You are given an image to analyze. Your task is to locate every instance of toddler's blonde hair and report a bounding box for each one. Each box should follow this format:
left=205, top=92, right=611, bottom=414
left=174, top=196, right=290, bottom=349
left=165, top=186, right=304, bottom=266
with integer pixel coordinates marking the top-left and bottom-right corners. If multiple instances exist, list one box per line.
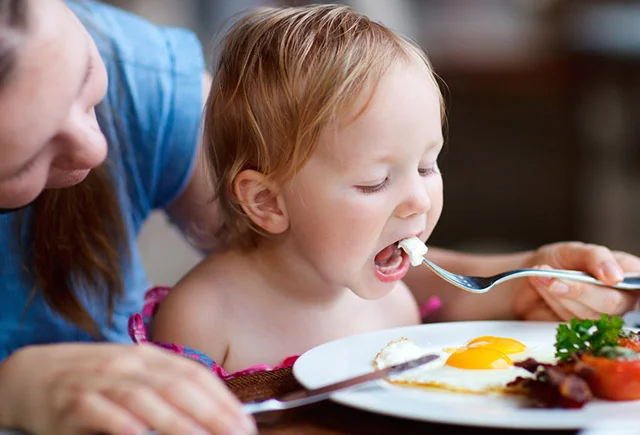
left=204, top=4, right=443, bottom=248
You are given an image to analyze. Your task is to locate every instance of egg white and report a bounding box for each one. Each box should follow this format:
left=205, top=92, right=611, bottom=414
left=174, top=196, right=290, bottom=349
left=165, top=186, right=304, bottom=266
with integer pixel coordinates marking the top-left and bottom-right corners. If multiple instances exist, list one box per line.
left=373, top=337, right=555, bottom=395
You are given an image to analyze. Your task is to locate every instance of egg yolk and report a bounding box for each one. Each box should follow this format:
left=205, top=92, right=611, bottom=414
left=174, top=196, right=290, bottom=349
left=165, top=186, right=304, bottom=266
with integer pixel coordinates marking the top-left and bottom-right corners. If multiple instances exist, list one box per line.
left=445, top=347, right=513, bottom=370
left=466, top=336, right=526, bottom=355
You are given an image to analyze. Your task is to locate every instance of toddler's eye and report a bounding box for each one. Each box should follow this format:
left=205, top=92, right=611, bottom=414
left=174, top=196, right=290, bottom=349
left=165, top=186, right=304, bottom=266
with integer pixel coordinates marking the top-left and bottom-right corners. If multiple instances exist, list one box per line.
left=418, top=163, right=439, bottom=176
left=356, top=178, right=388, bottom=194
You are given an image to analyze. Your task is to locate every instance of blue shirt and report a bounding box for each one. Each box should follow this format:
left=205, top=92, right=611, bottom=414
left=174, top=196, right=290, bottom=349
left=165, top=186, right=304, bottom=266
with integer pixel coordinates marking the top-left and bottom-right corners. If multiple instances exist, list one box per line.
left=0, top=1, right=205, bottom=361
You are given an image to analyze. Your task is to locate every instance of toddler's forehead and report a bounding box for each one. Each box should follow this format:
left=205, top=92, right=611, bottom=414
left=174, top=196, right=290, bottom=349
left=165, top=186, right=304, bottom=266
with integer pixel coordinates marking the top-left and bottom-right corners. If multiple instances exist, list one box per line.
left=312, top=64, right=442, bottom=159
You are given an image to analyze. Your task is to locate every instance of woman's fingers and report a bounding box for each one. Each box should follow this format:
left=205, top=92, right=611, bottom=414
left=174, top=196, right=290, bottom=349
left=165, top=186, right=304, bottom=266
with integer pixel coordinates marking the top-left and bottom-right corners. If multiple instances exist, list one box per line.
left=550, top=242, right=624, bottom=284
left=148, top=372, right=250, bottom=435
left=0, top=344, right=255, bottom=435
left=525, top=243, right=640, bottom=320
left=518, top=295, right=563, bottom=321
left=142, top=347, right=255, bottom=433
left=555, top=296, right=603, bottom=320
left=532, top=275, right=635, bottom=316
left=58, top=391, right=146, bottom=435
left=528, top=276, right=576, bottom=321
left=103, top=381, right=216, bottom=435
left=559, top=281, right=634, bottom=315
left=56, top=364, right=255, bottom=435
left=95, top=346, right=255, bottom=435
left=613, top=251, right=640, bottom=273
left=530, top=279, right=630, bottom=320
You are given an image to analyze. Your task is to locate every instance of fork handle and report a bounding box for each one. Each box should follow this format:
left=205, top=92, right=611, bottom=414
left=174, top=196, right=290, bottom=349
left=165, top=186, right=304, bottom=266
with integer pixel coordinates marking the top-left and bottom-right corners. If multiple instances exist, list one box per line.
left=506, top=269, right=640, bottom=290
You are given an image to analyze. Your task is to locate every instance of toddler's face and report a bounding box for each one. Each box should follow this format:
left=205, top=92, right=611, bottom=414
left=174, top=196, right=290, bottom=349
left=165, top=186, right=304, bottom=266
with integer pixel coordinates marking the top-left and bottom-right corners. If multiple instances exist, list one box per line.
left=280, top=61, right=444, bottom=298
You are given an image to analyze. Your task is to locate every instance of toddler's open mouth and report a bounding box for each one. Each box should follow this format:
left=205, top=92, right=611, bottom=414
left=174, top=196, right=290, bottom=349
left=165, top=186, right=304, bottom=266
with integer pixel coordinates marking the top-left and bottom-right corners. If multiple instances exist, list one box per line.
left=374, top=242, right=410, bottom=282
left=375, top=243, right=403, bottom=271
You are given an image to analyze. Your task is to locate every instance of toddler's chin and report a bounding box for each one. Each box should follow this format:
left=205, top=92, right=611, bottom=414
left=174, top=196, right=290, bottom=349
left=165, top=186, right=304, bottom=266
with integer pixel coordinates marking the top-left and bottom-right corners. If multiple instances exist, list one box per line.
left=350, top=280, right=396, bottom=300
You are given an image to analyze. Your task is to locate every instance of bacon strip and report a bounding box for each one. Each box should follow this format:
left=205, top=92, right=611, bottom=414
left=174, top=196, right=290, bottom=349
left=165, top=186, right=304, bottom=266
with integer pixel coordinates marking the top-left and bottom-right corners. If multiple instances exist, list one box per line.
left=507, top=358, right=592, bottom=409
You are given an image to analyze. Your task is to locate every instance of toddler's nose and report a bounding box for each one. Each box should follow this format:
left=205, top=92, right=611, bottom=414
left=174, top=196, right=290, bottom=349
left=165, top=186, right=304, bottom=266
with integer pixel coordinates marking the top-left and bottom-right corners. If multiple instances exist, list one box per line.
left=396, top=179, right=431, bottom=219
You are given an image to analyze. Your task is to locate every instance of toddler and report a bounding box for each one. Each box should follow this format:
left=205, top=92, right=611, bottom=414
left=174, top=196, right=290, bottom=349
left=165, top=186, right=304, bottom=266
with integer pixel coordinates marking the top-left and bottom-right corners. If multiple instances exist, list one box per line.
left=129, top=4, right=640, bottom=379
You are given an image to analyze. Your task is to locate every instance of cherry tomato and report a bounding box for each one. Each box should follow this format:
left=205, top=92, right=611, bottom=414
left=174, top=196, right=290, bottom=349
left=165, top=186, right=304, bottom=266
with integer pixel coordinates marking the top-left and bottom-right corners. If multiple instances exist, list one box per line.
left=580, top=353, right=640, bottom=401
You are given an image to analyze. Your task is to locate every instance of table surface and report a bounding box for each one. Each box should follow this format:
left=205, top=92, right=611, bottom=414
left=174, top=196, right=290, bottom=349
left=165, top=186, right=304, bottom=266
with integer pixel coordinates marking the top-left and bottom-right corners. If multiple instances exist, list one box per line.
left=225, top=367, right=580, bottom=435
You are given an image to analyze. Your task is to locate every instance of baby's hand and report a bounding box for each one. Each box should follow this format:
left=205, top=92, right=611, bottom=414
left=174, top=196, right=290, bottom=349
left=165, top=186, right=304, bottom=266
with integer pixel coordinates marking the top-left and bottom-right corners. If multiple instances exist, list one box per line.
left=513, top=242, right=640, bottom=321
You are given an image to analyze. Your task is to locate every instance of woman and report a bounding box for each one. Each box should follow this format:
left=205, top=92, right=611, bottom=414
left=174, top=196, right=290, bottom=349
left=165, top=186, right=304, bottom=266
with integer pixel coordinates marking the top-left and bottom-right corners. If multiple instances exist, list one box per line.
left=0, top=1, right=638, bottom=434
left=0, top=1, right=254, bottom=434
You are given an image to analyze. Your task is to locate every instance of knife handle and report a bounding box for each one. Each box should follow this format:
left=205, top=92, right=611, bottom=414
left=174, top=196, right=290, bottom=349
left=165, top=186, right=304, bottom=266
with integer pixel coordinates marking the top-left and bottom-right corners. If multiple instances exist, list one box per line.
left=243, top=398, right=286, bottom=414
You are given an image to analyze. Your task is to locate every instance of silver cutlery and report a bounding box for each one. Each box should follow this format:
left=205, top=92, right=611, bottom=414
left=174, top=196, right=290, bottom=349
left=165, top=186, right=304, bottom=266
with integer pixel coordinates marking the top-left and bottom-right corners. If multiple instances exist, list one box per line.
left=242, top=352, right=440, bottom=414
left=421, top=257, right=640, bottom=294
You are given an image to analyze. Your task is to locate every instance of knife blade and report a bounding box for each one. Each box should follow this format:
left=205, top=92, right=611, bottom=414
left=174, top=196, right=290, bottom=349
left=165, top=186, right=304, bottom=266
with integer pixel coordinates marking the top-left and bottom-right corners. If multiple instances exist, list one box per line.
left=243, top=352, right=440, bottom=414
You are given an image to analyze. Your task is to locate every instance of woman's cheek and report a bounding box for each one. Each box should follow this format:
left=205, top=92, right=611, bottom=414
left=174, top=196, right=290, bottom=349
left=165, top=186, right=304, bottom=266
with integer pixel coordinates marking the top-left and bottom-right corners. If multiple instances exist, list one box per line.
left=0, top=177, right=47, bottom=209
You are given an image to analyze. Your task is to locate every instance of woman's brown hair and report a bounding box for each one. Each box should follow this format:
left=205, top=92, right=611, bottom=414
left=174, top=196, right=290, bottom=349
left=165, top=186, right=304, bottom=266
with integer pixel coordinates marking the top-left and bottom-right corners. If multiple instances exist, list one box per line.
left=1, top=0, right=128, bottom=336
left=204, top=4, right=443, bottom=249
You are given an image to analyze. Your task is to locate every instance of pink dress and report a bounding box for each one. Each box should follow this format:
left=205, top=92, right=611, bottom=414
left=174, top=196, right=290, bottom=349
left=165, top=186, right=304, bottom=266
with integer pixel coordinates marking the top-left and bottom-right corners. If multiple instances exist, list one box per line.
left=128, top=286, right=442, bottom=380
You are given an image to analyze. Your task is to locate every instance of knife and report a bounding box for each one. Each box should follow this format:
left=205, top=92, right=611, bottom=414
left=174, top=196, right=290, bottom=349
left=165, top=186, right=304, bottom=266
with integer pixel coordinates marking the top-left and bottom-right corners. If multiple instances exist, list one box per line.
left=243, top=352, right=440, bottom=414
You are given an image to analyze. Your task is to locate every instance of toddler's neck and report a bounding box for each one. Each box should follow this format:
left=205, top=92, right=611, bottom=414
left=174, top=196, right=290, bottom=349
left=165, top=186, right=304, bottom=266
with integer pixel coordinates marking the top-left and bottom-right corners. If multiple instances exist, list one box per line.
left=229, top=240, right=349, bottom=306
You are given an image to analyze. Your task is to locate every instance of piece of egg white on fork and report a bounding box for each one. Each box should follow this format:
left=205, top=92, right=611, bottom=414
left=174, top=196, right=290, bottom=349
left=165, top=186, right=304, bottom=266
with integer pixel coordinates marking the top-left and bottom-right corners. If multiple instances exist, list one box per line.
left=398, top=237, right=428, bottom=266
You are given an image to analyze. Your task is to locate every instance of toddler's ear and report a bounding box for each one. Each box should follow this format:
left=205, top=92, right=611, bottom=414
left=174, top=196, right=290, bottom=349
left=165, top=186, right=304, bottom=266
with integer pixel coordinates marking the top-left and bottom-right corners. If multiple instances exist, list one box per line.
left=233, top=170, right=289, bottom=234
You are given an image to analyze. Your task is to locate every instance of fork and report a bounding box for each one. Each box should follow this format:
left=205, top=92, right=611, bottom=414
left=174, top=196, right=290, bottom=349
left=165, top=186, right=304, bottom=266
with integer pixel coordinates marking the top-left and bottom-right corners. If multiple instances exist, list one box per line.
left=421, top=257, right=640, bottom=294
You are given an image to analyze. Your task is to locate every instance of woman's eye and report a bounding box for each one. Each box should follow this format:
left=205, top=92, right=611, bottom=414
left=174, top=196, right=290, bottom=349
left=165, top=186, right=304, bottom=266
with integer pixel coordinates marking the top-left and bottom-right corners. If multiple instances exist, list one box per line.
left=356, top=178, right=388, bottom=194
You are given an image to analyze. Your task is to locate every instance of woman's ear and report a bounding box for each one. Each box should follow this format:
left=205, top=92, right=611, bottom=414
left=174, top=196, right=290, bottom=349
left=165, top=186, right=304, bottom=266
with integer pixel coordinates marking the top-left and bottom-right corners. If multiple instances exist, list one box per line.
left=233, top=170, right=289, bottom=234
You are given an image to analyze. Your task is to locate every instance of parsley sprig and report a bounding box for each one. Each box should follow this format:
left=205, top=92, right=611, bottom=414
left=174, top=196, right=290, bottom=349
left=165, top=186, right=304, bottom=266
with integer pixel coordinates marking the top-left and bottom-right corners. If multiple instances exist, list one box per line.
left=555, top=314, right=624, bottom=361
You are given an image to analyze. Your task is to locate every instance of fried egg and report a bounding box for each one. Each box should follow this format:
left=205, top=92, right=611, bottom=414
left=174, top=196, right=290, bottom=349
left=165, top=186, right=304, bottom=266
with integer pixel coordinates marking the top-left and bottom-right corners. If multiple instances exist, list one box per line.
left=373, top=336, right=555, bottom=395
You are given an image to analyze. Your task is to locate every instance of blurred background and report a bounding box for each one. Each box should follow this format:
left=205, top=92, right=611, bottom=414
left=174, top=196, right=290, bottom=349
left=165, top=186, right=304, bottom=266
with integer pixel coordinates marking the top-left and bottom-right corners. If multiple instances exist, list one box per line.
left=103, top=0, right=640, bottom=285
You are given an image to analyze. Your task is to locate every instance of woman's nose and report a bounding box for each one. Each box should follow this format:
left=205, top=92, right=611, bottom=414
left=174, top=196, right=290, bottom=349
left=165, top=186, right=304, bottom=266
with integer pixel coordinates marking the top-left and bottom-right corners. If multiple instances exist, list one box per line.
left=395, top=177, right=431, bottom=219
left=52, top=107, right=107, bottom=171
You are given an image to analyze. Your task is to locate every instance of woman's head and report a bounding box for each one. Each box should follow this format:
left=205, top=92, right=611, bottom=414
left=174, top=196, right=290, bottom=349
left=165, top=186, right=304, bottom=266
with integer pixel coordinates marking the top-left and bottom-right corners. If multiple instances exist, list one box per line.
left=0, top=0, right=108, bottom=210
left=0, top=0, right=127, bottom=336
left=205, top=4, right=443, bottom=248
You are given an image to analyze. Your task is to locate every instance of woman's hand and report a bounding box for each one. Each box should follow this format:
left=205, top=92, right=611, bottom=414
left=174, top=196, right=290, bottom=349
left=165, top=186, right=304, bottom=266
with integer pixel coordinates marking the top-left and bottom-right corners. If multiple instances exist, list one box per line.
left=0, top=343, right=256, bottom=435
left=513, top=242, right=640, bottom=321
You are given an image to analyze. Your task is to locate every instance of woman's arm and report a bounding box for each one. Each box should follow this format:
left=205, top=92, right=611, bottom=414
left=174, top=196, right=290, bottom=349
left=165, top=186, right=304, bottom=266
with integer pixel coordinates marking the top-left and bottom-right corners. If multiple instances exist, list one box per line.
left=165, top=71, right=224, bottom=252
left=404, top=243, right=640, bottom=323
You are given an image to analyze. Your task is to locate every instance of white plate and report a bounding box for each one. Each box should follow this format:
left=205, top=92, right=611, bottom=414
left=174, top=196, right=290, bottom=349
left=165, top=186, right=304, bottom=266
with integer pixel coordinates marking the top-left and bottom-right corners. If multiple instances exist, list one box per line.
left=293, top=321, right=640, bottom=430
